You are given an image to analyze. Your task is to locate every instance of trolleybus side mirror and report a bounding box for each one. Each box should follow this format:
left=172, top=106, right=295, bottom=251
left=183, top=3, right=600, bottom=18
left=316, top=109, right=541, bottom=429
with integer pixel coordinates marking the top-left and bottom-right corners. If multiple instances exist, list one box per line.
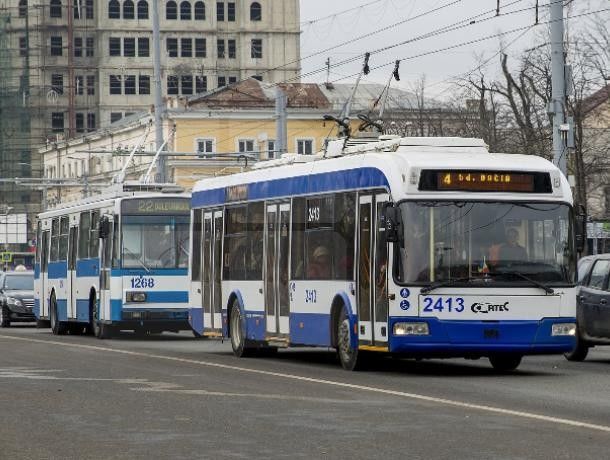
left=384, top=203, right=402, bottom=244
left=575, top=206, right=586, bottom=253
left=99, top=217, right=111, bottom=239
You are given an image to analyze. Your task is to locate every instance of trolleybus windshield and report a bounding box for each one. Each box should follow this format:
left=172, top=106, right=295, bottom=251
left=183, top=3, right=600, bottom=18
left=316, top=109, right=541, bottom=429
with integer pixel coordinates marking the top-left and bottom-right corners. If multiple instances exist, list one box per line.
left=395, top=201, right=575, bottom=285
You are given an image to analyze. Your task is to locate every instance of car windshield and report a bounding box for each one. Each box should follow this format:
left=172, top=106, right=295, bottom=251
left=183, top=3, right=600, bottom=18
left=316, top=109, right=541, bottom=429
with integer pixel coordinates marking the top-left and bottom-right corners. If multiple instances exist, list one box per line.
left=395, top=201, right=575, bottom=285
left=121, top=215, right=190, bottom=269
left=4, top=274, right=34, bottom=290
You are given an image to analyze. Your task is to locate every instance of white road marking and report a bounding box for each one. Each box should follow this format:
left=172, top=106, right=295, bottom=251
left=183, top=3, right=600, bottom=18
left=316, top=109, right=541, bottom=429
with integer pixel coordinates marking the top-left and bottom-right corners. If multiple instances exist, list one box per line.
left=2, top=334, right=610, bottom=434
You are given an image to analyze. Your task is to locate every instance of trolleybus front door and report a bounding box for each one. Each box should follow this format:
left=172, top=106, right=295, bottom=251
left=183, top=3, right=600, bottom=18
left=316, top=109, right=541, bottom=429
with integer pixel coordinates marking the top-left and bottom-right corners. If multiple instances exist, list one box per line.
left=99, top=217, right=113, bottom=322
left=357, top=193, right=389, bottom=348
left=39, top=230, right=50, bottom=318
left=265, top=203, right=290, bottom=336
left=202, top=210, right=223, bottom=332
left=67, top=225, right=78, bottom=319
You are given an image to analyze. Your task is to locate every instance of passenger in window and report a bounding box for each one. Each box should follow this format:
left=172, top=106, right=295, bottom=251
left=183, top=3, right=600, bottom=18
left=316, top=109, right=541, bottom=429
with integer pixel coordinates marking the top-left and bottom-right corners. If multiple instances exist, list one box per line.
left=499, top=228, right=527, bottom=263
left=308, top=245, right=331, bottom=279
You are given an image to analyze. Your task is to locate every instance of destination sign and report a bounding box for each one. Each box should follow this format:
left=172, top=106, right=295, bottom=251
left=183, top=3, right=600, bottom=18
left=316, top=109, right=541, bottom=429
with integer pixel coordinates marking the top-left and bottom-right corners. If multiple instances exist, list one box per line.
left=419, top=170, right=552, bottom=193
left=122, top=198, right=190, bottom=215
left=226, top=184, right=248, bottom=202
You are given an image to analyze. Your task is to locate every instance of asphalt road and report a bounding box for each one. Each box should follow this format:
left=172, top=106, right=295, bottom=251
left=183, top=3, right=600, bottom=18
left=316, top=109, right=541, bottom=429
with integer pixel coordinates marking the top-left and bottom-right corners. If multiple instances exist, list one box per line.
left=0, top=325, right=608, bottom=460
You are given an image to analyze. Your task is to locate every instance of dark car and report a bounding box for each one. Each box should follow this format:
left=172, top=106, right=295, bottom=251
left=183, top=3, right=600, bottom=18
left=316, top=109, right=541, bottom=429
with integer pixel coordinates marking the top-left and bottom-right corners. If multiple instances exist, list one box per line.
left=0, top=271, right=35, bottom=327
left=565, top=255, right=610, bottom=361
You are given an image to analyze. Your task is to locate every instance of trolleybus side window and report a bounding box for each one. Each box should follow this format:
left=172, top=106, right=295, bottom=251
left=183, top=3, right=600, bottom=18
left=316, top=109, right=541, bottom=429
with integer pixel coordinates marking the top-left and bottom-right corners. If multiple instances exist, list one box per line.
left=334, top=192, right=356, bottom=280
left=90, top=211, right=100, bottom=258
left=247, top=202, right=264, bottom=280
left=224, top=205, right=248, bottom=280
left=50, top=218, right=59, bottom=262
left=191, top=209, right=202, bottom=281
left=305, top=196, right=334, bottom=280
left=41, top=230, right=50, bottom=271
left=291, top=197, right=306, bottom=279
left=112, top=219, right=120, bottom=268
left=58, top=217, right=70, bottom=261
left=78, top=212, right=91, bottom=259
left=35, top=222, right=41, bottom=264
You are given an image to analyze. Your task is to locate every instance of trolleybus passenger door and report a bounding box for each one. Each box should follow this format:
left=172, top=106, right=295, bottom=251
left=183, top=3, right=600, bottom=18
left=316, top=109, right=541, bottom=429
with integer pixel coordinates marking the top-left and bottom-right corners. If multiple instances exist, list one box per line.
left=373, top=193, right=390, bottom=346
left=99, top=217, right=113, bottom=322
left=39, top=229, right=50, bottom=318
left=202, top=212, right=213, bottom=331
left=67, top=225, right=78, bottom=319
left=357, top=195, right=374, bottom=343
left=265, top=203, right=291, bottom=336
left=212, top=210, right=223, bottom=331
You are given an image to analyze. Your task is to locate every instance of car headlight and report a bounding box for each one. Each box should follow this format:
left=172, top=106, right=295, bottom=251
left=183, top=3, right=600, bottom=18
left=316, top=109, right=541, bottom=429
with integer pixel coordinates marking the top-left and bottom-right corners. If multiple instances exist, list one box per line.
left=393, top=322, right=430, bottom=336
left=126, top=292, right=147, bottom=303
left=6, top=297, right=23, bottom=307
left=552, top=323, right=576, bottom=336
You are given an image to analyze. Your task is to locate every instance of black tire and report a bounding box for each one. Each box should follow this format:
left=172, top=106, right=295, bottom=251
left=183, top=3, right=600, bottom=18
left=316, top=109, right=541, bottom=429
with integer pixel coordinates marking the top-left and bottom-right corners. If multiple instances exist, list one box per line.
left=50, top=295, right=68, bottom=335
left=36, top=320, right=51, bottom=329
left=336, top=308, right=365, bottom=371
left=564, top=335, right=589, bottom=362
left=489, top=354, right=522, bottom=372
left=92, top=296, right=112, bottom=339
left=0, top=305, right=11, bottom=328
left=230, top=301, right=255, bottom=357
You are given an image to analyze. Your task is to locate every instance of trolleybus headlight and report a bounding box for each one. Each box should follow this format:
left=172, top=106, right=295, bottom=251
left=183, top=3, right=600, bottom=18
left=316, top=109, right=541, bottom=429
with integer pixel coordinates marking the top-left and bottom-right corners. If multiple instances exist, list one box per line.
left=393, top=322, right=430, bottom=336
left=126, top=292, right=147, bottom=303
left=551, top=323, right=576, bottom=336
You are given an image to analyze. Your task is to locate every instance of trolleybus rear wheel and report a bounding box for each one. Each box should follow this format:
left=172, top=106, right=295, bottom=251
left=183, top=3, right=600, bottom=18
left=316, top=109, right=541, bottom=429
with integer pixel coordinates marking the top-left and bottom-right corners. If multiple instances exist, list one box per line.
left=336, top=308, right=364, bottom=371
left=230, top=301, right=254, bottom=357
left=489, top=354, right=522, bottom=372
left=50, top=294, right=68, bottom=335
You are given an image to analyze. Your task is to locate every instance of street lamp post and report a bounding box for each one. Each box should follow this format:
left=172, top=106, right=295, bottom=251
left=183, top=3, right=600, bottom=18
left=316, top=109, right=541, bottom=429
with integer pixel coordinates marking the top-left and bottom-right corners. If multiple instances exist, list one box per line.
left=1, top=205, right=14, bottom=271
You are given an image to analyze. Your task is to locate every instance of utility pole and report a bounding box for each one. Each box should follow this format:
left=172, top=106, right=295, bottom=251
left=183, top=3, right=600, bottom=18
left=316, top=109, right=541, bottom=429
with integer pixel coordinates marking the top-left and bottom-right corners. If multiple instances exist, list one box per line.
left=275, top=87, right=288, bottom=157
left=152, top=0, right=166, bottom=182
left=550, top=0, right=568, bottom=176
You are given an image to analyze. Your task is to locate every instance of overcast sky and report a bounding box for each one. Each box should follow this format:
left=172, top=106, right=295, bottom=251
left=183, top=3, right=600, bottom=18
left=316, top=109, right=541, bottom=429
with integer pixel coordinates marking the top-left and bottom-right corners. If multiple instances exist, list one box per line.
left=299, top=0, right=609, bottom=99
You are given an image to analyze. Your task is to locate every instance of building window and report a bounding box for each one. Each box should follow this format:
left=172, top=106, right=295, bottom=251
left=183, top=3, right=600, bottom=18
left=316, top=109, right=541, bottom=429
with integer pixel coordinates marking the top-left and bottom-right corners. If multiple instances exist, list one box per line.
left=124, top=37, right=136, bottom=57
left=217, top=76, right=226, bottom=88
left=86, top=37, right=95, bottom=56
left=217, top=39, right=225, bottom=58
left=76, top=113, right=85, bottom=132
left=51, top=112, right=64, bottom=133
left=110, top=112, right=123, bottom=123
left=227, top=2, right=235, bottom=21
left=167, top=38, right=178, bottom=57
left=124, top=75, right=136, bottom=94
left=87, top=113, right=96, bottom=131
left=181, top=75, right=193, bottom=95
left=50, top=36, right=63, bottom=56
left=86, top=75, right=95, bottom=95
left=180, top=0, right=191, bottom=19
left=86, top=0, right=94, bottom=18
left=196, top=138, right=215, bottom=156
left=109, top=75, right=122, bottom=94
left=195, top=38, right=206, bottom=57
left=267, top=140, right=276, bottom=158
left=74, top=37, right=83, bottom=57
left=194, top=1, right=205, bottom=19
left=229, top=76, right=237, bottom=85
left=138, top=37, right=149, bottom=57
left=228, top=39, right=236, bottom=59
left=137, top=0, right=148, bottom=18
left=19, top=0, right=27, bottom=17
left=297, top=139, right=314, bottom=155
left=75, top=75, right=84, bottom=95
left=167, top=75, right=179, bottom=95
left=250, top=1, right=261, bottom=21
left=166, top=0, right=177, bottom=19
left=238, top=139, right=255, bottom=153
left=109, top=37, right=121, bottom=56
left=139, top=75, right=150, bottom=94
left=251, top=38, right=262, bottom=59
left=181, top=38, right=192, bottom=57
left=252, top=75, right=262, bottom=81
left=19, top=37, right=28, bottom=57
left=51, top=74, right=64, bottom=95
left=195, top=75, right=207, bottom=93
left=50, top=0, right=62, bottom=18
left=108, top=0, right=120, bottom=18
left=123, top=0, right=134, bottom=18
left=216, top=1, right=223, bottom=21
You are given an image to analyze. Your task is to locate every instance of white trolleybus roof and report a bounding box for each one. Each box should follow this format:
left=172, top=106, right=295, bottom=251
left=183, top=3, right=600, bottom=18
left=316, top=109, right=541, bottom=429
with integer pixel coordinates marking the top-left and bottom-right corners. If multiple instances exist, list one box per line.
left=191, top=137, right=572, bottom=205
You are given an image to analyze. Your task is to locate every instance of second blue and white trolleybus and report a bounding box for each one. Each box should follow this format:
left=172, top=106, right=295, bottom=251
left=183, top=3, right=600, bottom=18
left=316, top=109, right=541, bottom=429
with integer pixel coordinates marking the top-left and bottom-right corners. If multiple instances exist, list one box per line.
left=34, top=183, right=191, bottom=338
left=188, top=137, right=582, bottom=371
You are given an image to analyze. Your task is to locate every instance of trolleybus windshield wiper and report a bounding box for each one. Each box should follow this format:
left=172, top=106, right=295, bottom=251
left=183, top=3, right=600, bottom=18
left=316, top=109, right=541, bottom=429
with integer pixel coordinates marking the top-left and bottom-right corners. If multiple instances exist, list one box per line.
left=487, top=271, right=554, bottom=294
left=123, top=247, right=150, bottom=273
left=420, top=277, right=475, bottom=294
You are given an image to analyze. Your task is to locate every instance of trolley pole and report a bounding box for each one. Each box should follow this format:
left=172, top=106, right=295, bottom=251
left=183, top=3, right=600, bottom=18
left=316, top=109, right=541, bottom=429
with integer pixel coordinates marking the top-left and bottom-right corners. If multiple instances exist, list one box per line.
left=550, top=0, right=567, bottom=176
left=275, top=87, right=288, bottom=158
left=152, top=0, right=166, bottom=182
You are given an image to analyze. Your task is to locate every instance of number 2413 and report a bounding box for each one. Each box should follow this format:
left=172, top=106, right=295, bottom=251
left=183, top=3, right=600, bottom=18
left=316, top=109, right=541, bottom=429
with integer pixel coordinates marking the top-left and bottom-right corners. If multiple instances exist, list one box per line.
left=422, top=297, right=464, bottom=313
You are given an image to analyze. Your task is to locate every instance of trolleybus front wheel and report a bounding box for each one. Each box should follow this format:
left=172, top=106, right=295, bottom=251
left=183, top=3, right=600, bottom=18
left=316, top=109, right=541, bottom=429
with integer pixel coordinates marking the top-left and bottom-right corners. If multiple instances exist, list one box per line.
left=230, top=301, right=255, bottom=357
left=564, top=335, right=589, bottom=362
left=336, top=308, right=365, bottom=371
left=92, top=296, right=112, bottom=339
left=488, top=354, right=522, bottom=372
left=50, top=294, right=68, bottom=336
